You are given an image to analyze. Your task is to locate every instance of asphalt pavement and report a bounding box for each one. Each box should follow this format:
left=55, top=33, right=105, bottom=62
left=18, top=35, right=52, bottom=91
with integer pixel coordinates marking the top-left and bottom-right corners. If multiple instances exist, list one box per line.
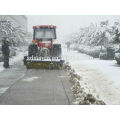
left=0, top=60, right=72, bottom=105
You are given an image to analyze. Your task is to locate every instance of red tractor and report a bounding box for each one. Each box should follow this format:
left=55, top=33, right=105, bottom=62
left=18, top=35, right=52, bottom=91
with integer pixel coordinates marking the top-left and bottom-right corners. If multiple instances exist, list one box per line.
left=24, top=25, right=64, bottom=69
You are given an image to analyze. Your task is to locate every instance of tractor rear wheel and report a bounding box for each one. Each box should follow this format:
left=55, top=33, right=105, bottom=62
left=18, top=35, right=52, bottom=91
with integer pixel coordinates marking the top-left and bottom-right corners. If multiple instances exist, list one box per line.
left=52, top=44, right=62, bottom=57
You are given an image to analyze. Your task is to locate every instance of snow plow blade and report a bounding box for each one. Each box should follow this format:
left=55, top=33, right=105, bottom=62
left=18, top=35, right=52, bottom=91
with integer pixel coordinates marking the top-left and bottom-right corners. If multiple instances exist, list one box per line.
left=23, top=56, right=64, bottom=69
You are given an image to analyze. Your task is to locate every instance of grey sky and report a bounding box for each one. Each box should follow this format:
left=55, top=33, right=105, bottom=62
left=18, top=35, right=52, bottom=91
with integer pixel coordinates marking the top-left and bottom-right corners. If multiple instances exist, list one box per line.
left=27, top=15, right=120, bottom=41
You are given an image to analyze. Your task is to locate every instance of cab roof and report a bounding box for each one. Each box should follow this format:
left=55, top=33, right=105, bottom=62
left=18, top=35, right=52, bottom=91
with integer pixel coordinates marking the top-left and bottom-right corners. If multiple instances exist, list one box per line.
left=33, top=25, right=56, bottom=29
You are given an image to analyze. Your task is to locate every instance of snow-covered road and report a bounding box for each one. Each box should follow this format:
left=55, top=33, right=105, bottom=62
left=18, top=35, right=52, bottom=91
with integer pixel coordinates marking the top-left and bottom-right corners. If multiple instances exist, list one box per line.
left=63, top=48, right=120, bottom=104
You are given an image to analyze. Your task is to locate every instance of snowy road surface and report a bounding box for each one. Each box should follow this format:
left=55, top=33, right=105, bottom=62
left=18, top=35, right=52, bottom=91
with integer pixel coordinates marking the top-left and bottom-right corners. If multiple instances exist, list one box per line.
left=63, top=48, right=120, bottom=105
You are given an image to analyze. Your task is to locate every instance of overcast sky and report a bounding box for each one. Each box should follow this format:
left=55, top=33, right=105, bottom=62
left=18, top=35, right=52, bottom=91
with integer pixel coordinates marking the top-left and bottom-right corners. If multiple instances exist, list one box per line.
left=27, top=15, right=120, bottom=41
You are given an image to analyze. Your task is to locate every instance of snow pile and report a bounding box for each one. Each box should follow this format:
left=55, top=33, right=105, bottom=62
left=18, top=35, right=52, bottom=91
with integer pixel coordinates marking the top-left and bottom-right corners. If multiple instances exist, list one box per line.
left=76, top=45, right=106, bottom=58
left=63, top=48, right=120, bottom=104
left=64, top=62, right=106, bottom=105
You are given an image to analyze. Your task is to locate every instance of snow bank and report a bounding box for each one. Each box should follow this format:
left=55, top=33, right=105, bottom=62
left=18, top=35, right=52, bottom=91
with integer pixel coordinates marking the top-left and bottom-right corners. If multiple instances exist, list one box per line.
left=63, top=48, right=120, bottom=104
left=72, top=45, right=104, bottom=58
left=64, top=62, right=105, bottom=105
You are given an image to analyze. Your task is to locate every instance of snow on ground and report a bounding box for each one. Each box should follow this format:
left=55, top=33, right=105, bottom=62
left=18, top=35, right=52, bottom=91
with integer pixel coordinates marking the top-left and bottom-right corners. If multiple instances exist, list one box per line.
left=0, top=62, right=4, bottom=72
left=63, top=47, right=120, bottom=105
left=10, top=50, right=27, bottom=65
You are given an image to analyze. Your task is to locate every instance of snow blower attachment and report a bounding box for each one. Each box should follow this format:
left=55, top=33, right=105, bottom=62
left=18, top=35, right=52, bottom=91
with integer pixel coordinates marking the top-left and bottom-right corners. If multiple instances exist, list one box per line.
left=24, top=25, right=64, bottom=69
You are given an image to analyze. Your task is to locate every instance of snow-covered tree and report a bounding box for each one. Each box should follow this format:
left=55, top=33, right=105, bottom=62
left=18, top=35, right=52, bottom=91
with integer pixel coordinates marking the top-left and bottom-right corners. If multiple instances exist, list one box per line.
left=0, top=18, right=26, bottom=47
left=66, top=19, right=120, bottom=59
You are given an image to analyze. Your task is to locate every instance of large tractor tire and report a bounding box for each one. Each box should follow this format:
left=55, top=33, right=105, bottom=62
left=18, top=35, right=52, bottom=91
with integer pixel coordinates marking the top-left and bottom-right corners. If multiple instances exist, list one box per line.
left=28, top=44, right=38, bottom=57
left=52, top=44, right=62, bottom=57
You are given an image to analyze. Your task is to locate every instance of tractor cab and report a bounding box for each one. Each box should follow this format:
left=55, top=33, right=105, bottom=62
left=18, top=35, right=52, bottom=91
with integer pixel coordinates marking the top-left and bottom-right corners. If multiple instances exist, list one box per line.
left=24, top=25, right=64, bottom=69
left=33, top=25, right=56, bottom=48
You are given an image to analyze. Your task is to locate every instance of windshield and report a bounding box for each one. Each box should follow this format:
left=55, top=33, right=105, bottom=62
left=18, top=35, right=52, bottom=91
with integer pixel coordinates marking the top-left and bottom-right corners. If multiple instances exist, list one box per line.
left=34, top=28, right=56, bottom=39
